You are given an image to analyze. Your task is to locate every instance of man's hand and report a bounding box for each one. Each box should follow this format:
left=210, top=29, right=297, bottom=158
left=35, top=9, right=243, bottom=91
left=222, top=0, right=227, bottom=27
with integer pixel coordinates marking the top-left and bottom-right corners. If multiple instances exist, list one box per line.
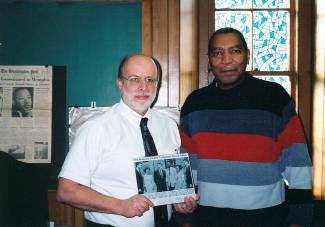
left=119, top=194, right=154, bottom=218
left=173, top=194, right=199, bottom=213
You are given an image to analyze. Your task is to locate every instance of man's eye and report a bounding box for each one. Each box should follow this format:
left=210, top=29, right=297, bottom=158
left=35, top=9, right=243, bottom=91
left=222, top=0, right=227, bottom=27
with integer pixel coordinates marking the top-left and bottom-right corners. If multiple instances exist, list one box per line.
left=211, top=50, right=223, bottom=57
left=129, top=77, right=140, bottom=82
left=232, top=49, right=242, bottom=54
left=146, top=78, right=156, bottom=84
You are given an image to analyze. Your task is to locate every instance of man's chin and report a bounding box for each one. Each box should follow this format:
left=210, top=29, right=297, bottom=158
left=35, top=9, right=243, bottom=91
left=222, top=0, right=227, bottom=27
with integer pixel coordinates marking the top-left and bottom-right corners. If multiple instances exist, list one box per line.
left=216, top=74, right=245, bottom=89
left=129, top=102, right=152, bottom=115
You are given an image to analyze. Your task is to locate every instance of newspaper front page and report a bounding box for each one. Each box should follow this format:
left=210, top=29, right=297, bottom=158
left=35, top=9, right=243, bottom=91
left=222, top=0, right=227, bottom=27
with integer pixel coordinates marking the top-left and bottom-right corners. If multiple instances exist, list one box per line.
left=0, top=65, right=52, bottom=163
left=134, top=153, right=195, bottom=206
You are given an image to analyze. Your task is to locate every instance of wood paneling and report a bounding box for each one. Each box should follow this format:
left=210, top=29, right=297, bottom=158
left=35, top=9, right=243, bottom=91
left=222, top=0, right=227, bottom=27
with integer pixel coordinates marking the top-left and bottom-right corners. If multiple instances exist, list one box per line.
left=313, top=0, right=325, bottom=200
left=142, top=0, right=152, bottom=55
left=198, top=0, right=214, bottom=88
left=152, top=0, right=169, bottom=107
left=296, top=0, right=314, bottom=143
left=48, top=190, right=85, bottom=227
left=143, top=0, right=181, bottom=107
left=168, top=0, right=180, bottom=107
left=179, top=0, right=198, bottom=106
left=48, top=190, right=74, bottom=226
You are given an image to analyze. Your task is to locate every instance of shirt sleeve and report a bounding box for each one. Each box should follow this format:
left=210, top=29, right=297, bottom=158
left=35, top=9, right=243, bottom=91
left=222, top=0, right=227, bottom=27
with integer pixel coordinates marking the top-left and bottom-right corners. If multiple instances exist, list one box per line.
left=58, top=120, right=105, bottom=187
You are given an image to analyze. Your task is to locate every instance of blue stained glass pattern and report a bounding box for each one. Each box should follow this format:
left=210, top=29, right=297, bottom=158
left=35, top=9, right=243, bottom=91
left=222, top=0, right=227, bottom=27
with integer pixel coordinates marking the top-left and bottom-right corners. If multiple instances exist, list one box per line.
left=255, top=75, right=291, bottom=94
left=253, top=0, right=289, bottom=8
left=253, top=11, right=289, bottom=71
left=215, top=0, right=251, bottom=9
left=215, top=11, right=253, bottom=70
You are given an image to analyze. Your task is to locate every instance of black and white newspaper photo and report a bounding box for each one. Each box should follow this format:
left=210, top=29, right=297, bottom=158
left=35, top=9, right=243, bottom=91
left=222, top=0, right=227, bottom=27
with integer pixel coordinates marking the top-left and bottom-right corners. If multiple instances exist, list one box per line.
left=134, top=153, right=195, bottom=206
left=0, top=65, right=52, bottom=163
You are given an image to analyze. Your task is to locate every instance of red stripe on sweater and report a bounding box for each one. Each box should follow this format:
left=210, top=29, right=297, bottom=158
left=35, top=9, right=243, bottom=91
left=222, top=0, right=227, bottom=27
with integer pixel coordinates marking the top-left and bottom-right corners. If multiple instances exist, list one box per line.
left=278, top=116, right=306, bottom=150
left=192, top=133, right=280, bottom=162
left=180, top=131, right=197, bottom=154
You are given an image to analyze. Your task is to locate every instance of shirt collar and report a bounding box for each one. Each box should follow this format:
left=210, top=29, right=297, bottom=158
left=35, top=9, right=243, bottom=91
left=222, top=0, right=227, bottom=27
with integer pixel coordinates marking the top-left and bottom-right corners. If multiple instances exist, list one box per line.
left=118, top=99, right=153, bottom=129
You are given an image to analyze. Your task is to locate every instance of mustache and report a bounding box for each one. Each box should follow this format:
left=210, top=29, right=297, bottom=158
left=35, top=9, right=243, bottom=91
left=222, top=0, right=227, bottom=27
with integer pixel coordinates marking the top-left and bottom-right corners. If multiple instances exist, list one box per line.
left=134, top=92, right=154, bottom=96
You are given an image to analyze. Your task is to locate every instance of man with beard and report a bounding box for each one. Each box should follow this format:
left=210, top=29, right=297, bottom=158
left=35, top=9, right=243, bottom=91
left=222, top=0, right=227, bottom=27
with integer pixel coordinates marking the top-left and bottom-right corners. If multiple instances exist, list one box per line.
left=57, top=54, right=198, bottom=227
left=180, top=28, right=313, bottom=226
left=12, top=87, right=33, bottom=117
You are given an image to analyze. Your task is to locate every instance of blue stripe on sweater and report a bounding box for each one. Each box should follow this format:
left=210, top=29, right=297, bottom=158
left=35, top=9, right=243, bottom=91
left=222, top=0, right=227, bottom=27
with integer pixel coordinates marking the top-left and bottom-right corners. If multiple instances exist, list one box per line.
left=197, top=159, right=282, bottom=186
left=195, top=144, right=311, bottom=186
left=198, top=180, right=284, bottom=209
left=277, top=143, right=312, bottom=173
left=181, top=101, right=297, bottom=139
left=181, top=109, right=283, bottom=138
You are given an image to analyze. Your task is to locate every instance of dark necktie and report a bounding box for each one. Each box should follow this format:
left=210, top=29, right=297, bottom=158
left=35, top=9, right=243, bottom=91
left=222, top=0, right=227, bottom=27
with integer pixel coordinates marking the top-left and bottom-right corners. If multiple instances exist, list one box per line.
left=140, top=117, right=168, bottom=227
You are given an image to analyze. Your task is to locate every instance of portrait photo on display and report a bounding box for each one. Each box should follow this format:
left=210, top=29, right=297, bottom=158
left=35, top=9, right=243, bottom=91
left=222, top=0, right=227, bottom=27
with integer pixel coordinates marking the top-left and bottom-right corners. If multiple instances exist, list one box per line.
left=11, top=87, right=34, bottom=118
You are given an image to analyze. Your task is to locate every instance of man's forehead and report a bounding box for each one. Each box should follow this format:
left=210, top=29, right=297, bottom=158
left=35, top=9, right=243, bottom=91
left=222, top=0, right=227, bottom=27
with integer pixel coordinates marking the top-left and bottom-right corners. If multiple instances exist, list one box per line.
left=16, top=89, right=30, bottom=95
left=212, top=33, right=244, bottom=49
left=123, top=56, right=157, bottom=76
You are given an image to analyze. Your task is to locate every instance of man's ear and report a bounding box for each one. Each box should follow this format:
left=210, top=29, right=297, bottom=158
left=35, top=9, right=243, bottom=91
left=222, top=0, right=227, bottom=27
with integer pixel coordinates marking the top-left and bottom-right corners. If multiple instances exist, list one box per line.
left=247, top=49, right=251, bottom=65
left=208, top=61, right=212, bottom=73
left=116, top=79, right=123, bottom=91
left=207, top=55, right=211, bottom=73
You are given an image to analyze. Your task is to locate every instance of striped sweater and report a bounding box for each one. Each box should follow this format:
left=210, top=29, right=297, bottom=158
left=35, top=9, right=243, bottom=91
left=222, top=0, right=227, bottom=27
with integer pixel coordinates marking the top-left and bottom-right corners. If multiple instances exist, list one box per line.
left=180, top=74, right=312, bottom=223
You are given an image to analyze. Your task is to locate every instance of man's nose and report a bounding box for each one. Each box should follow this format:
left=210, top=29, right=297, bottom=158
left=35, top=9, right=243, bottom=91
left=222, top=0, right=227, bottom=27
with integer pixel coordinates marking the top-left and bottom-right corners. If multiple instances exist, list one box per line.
left=138, top=79, right=147, bottom=90
left=222, top=52, right=232, bottom=64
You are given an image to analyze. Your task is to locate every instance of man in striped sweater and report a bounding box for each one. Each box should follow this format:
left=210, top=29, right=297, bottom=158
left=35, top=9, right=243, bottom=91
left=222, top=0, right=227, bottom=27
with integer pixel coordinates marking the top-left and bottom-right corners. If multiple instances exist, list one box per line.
left=180, top=27, right=313, bottom=227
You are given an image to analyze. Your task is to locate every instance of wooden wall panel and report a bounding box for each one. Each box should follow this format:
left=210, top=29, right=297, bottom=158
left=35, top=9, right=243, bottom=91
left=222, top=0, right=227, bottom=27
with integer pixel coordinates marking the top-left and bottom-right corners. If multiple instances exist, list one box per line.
left=198, top=0, right=214, bottom=88
left=48, top=190, right=85, bottom=227
left=179, top=0, right=198, bottom=106
left=152, top=0, right=169, bottom=106
left=142, top=0, right=152, bottom=55
left=168, top=0, right=180, bottom=107
left=297, top=0, right=314, bottom=143
left=313, top=0, right=325, bottom=200
left=48, top=190, right=74, bottom=226
left=144, top=0, right=181, bottom=107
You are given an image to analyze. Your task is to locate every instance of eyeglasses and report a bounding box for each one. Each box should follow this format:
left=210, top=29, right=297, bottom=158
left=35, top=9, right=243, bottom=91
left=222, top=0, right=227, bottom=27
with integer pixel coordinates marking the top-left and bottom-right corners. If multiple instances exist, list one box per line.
left=121, top=75, right=158, bottom=87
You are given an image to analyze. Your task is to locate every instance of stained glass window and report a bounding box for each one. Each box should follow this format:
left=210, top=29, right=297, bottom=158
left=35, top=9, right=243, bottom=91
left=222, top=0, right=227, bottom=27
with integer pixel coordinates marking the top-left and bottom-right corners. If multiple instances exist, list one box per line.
left=215, top=0, right=251, bottom=9
left=253, top=0, right=289, bottom=8
left=215, top=0, right=289, bottom=9
left=253, top=11, right=289, bottom=71
left=215, top=1, right=290, bottom=71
